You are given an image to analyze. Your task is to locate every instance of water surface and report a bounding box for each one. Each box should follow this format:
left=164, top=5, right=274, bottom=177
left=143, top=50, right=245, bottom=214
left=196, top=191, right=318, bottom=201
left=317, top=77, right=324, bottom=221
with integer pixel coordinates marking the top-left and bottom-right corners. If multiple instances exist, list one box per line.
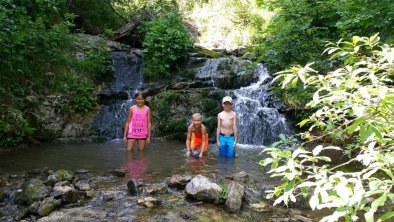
left=0, top=141, right=271, bottom=183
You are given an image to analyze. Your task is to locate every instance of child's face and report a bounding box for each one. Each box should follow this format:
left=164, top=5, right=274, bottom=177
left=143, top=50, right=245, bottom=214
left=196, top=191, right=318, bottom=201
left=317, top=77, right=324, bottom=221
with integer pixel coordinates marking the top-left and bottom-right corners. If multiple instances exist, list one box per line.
left=192, top=117, right=202, bottom=127
left=136, top=95, right=145, bottom=106
left=222, top=102, right=232, bottom=111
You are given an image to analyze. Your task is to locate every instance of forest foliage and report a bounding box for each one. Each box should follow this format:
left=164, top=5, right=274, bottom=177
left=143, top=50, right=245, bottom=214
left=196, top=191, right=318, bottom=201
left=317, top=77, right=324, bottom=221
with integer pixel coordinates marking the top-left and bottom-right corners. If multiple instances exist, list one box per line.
left=263, top=34, right=394, bottom=222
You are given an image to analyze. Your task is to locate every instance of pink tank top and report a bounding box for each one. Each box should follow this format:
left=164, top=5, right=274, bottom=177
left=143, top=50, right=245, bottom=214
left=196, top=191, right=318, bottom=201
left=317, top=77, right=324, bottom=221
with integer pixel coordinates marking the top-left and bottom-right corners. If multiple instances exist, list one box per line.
left=127, top=105, right=149, bottom=139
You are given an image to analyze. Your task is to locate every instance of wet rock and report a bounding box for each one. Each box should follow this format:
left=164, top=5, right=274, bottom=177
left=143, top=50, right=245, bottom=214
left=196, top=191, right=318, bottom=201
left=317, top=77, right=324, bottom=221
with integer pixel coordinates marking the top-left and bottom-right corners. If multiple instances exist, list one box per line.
left=45, top=170, right=74, bottom=186
left=61, top=189, right=86, bottom=204
left=74, top=181, right=91, bottom=191
left=145, top=183, right=168, bottom=195
left=243, top=187, right=263, bottom=205
left=250, top=200, right=273, bottom=212
left=28, top=201, right=40, bottom=213
left=110, top=169, right=126, bottom=177
left=225, top=181, right=244, bottom=213
left=75, top=169, right=90, bottom=175
left=15, top=179, right=51, bottom=205
left=234, top=171, right=250, bottom=184
left=44, top=173, right=62, bottom=186
left=86, top=190, right=97, bottom=198
left=137, top=197, right=161, bottom=208
left=61, top=123, right=87, bottom=138
left=54, top=181, right=70, bottom=187
left=185, top=175, right=222, bottom=204
left=127, top=179, right=138, bottom=196
left=179, top=209, right=196, bottom=220
left=38, top=196, right=61, bottom=216
left=52, top=185, right=73, bottom=199
left=37, top=207, right=107, bottom=221
left=171, top=82, right=188, bottom=90
left=168, top=175, right=193, bottom=189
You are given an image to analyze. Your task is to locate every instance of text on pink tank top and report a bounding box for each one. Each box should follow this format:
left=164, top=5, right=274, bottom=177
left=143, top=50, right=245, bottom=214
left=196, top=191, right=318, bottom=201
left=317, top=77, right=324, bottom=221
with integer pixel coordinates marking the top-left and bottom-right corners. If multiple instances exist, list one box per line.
left=127, top=105, right=148, bottom=138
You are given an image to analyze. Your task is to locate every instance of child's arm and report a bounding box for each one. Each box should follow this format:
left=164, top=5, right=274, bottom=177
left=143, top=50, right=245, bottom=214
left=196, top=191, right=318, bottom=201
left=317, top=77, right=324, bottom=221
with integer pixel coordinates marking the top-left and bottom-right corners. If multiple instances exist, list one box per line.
left=146, top=107, right=152, bottom=143
left=233, top=112, right=238, bottom=147
left=216, top=114, right=221, bottom=146
left=123, top=107, right=133, bottom=143
left=186, top=125, right=192, bottom=155
left=199, top=125, right=207, bottom=158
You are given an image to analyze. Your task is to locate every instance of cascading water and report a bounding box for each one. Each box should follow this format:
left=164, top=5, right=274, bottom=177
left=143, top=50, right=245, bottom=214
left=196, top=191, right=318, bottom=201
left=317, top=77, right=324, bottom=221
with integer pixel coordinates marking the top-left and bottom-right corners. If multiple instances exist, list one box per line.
left=90, top=51, right=144, bottom=139
left=93, top=52, right=290, bottom=145
left=192, top=57, right=291, bottom=146
left=233, top=64, right=291, bottom=145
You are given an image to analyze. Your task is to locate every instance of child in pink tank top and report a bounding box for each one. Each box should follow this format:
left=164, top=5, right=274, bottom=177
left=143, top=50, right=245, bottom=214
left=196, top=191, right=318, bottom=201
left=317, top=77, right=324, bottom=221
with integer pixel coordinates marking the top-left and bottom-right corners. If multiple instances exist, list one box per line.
left=123, top=93, right=152, bottom=151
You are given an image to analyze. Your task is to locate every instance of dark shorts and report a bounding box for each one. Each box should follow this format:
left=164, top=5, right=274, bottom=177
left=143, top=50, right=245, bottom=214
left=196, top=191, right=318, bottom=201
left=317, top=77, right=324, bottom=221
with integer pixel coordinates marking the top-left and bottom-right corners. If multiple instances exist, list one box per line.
left=127, top=138, right=147, bottom=140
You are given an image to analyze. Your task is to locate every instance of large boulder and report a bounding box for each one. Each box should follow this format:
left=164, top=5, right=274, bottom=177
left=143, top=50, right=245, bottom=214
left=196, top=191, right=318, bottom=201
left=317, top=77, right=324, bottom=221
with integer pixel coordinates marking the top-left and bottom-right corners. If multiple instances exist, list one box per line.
left=225, top=181, right=245, bottom=213
left=15, top=179, right=51, bottom=205
left=185, top=175, right=222, bottom=203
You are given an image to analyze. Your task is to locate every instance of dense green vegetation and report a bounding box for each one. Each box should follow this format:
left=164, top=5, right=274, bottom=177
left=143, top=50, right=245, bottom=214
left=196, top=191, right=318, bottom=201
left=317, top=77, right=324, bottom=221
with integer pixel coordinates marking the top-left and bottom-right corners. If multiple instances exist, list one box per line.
left=140, top=12, right=193, bottom=79
left=253, top=0, right=394, bottom=73
left=262, top=35, right=394, bottom=221
left=0, top=0, right=112, bottom=146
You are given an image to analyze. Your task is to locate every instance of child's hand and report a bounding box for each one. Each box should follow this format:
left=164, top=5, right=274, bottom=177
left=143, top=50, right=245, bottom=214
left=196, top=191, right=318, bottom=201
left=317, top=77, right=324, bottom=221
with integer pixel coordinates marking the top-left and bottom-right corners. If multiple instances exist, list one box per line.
left=233, top=141, right=237, bottom=148
left=123, top=137, right=127, bottom=144
left=147, top=137, right=151, bottom=144
left=199, top=152, right=203, bottom=158
left=217, top=141, right=220, bottom=147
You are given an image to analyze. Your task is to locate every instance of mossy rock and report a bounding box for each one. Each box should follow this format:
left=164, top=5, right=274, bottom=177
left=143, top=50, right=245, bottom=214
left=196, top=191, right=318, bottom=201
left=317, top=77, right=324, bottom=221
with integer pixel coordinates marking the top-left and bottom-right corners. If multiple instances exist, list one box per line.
left=193, top=47, right=222, bottom=58
left=55, top=169, right=74, bottom=181
left=163, top=118, right=187, bottom=134
left=201, top=99, right=220, bottom=114
left=204, top=117, right=217, bottom=136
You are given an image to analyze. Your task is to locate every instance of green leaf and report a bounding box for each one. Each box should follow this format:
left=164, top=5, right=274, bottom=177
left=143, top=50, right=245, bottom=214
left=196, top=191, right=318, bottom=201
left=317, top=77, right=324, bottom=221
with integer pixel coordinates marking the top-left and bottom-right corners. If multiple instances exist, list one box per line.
left=378, top=211, right=394, bottom=222
left=371, top=194, right=387, bottom=212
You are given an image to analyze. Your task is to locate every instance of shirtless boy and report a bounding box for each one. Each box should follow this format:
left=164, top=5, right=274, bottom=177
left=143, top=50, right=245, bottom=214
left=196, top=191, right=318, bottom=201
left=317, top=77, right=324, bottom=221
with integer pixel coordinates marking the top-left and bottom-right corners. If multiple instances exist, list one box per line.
left=186, top=113, right=209, bottom=158
left=217, top=96, right=237, bottom=157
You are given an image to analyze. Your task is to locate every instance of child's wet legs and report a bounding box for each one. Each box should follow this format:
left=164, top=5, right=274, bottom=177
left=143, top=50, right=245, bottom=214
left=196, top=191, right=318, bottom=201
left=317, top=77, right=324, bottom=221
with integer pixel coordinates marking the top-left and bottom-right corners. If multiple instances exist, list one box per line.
left=127, top=139, right=136, bottom=151
left=137, top=139, right=146, bottom=151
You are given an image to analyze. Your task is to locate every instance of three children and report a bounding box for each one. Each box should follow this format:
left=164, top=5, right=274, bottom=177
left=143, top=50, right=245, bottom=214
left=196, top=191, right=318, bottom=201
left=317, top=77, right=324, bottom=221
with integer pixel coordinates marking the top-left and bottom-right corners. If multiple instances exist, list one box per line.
left=124, top=93, right=237, bottom=159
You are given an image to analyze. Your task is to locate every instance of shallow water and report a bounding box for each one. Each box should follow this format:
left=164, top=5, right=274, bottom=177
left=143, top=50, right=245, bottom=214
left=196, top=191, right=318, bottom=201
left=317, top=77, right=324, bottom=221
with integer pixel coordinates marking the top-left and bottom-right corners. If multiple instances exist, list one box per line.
left=0, top=140, right=271, bottom=183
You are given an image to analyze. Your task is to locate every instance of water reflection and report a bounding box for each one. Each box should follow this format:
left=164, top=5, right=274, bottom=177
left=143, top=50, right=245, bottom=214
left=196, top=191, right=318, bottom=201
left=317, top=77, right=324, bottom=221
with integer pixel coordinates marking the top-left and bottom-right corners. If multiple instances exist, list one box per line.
left=123, top=151, right=149, bottom=180
left=0, top=141, right=272, bottom=183
left=186, top=155, right=209, bottom=174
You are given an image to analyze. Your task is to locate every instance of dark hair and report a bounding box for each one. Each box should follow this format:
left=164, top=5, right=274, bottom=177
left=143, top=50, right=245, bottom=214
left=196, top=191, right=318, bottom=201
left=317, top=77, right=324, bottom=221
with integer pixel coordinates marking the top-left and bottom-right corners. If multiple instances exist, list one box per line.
left=135, top=91, right=145, bottom=99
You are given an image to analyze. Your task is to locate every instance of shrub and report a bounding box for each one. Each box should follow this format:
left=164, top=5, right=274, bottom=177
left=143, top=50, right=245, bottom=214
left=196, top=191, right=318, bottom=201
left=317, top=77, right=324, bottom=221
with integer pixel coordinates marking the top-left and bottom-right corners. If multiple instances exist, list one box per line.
left=263, top=34, right=394, bottom=222
left=140, top=12, right=193, bottom=80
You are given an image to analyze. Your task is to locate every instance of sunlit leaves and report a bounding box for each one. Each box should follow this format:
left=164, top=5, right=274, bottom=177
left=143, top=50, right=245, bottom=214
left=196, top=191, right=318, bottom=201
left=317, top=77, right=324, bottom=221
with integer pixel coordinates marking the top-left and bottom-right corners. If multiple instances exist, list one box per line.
left=263, top=35, right=394, bottom=221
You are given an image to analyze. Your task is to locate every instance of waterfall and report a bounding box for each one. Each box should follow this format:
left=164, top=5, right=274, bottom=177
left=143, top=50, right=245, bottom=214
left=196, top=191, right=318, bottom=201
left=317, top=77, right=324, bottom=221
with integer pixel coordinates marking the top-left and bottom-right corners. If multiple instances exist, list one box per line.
left=92, top=52, right=291, bottom=146
left=233, top=64, right=291, bottom=146
left=90, top=51, right=144, bottom=139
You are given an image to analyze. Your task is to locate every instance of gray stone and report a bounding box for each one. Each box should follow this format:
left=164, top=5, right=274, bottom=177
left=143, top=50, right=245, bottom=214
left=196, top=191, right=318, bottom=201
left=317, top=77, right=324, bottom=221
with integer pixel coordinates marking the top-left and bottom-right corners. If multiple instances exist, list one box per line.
left=15, top=179, right=51, bottom=205
left=38, top=197, right=61, bottom=216
left=52, top=185, right=73, bottom=198
left=234, top=171, right=250, bottom=184
left=74, top=181, right=91, bottom=191
left=168, top=175, right=192, bottom=189
left=185, top=175, right=222, bottom=203
left=225, top=181, right=245, bottom=213
left=145, top=183, right=168, bottom=195
left=137, top=197, right=161, bottom=208
left=110, top=169, right=126, bottom=177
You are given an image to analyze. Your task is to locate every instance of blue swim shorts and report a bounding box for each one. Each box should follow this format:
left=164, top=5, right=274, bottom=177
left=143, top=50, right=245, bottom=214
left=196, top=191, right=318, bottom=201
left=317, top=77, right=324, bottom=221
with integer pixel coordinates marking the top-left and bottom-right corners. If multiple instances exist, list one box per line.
left=219, top=133, right=235, bottom=158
